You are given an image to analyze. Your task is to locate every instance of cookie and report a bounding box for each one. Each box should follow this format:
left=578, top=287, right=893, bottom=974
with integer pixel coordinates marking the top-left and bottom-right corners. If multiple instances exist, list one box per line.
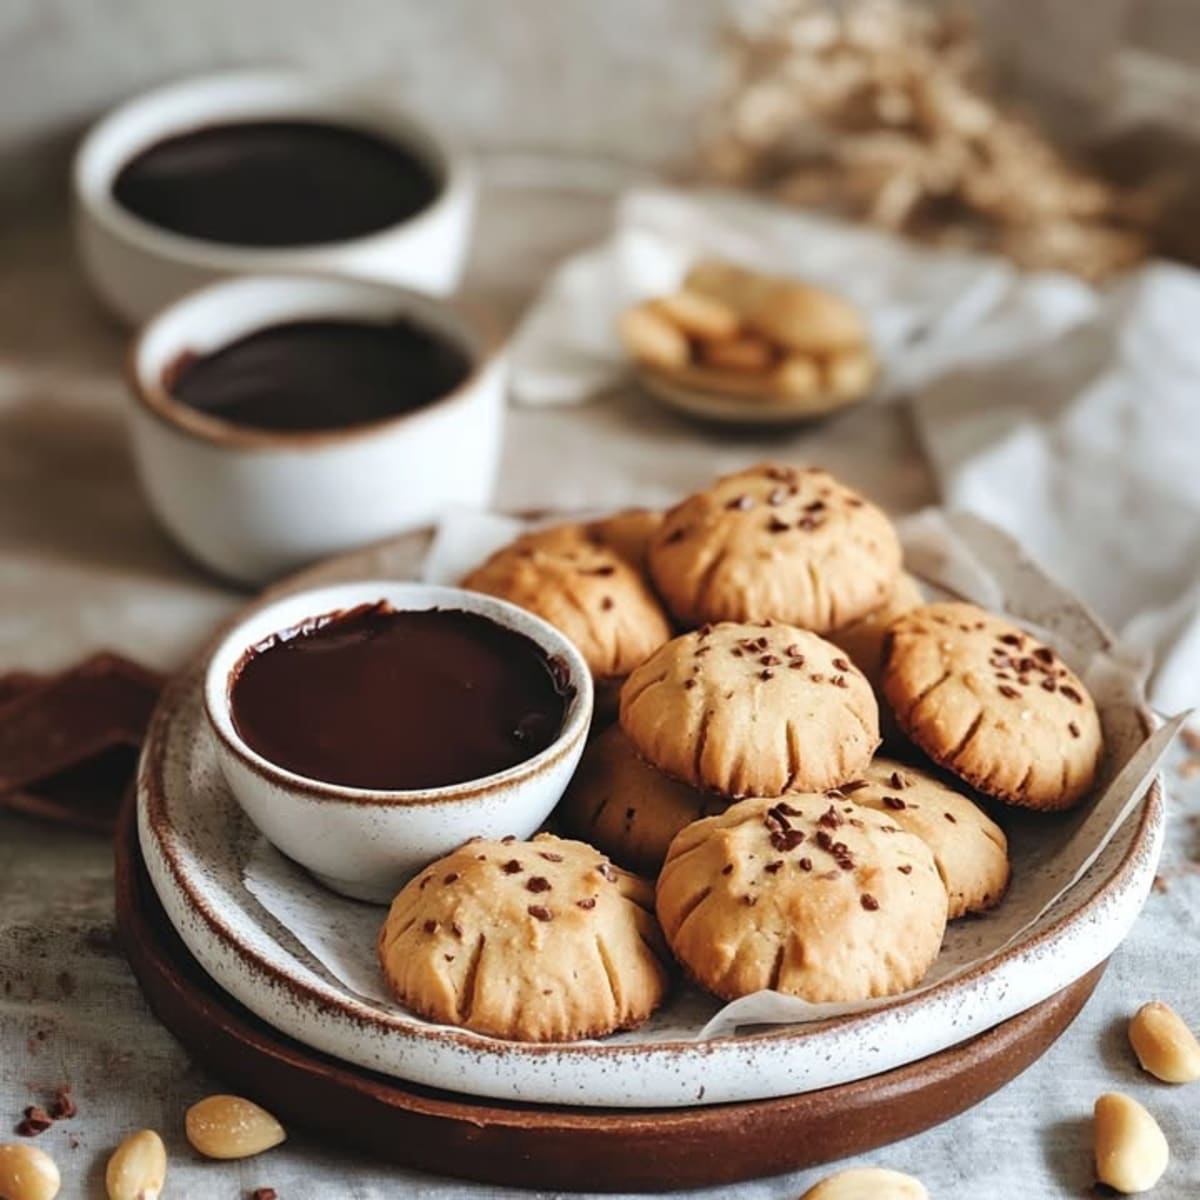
left=651, top=290, right=740, bottom=341
left=583, top=508, right=663, bottom=576
left=849, top=757, right=1010, bottom=918
left=684, top=260, right=868, bottom=355
left=881, top=602, right=1104, bottom=810
left=828, top=571, right=925, bottom=689
left=378, top=833, right=670, bottom=1042
left=647, top=463, right=902, bottom=631
left=462, top=523, right=673, bottom=682
left=559, top=724, right=727, bottom=876
left=656, top=792, right=947, bottom=1002
left=619, top=304, right=689, bottom=371
left=619, top=622, right=879, bottom=798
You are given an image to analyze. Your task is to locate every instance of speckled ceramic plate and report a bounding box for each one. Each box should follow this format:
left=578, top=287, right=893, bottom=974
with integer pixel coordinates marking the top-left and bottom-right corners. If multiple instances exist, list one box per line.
left=137, top=523, right=1165, bottom=1109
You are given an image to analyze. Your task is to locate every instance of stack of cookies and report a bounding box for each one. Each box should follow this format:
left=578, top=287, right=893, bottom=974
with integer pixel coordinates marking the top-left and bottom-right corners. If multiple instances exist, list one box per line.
left=619, top=260, right=876, bottom=408
left=376, top=462, right=1106, bottom=1043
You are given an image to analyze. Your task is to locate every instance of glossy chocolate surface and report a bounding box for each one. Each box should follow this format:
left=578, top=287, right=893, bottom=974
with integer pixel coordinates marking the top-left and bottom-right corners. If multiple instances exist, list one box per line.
left=167, top=318, right=471, bottom=433
left=230, top=604, right=571, bottom=790
left=113, top=119, right=442, bottom=246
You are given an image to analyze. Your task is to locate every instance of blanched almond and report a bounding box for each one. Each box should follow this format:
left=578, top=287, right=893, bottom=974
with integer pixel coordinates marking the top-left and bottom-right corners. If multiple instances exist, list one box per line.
left=1094, top=1092, right=1169, bottom=1193
left=185, top=1095, right=285, bottom=1160
left=0, top=1143, right=61, bottom=1200
left=105, top=1130, right=166, bottom=1200
left=800, top=1165, right=928, bottom=1199
left=1129, top=1001, right=1200, bottom=1084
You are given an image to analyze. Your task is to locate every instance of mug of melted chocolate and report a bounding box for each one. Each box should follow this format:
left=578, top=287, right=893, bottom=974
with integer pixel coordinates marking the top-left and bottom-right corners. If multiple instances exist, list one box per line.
left=129, top=272, right=505, bottom=584
left=204, top=582, right=594, bottom=902
left=74, top=70, right=475, bottom=324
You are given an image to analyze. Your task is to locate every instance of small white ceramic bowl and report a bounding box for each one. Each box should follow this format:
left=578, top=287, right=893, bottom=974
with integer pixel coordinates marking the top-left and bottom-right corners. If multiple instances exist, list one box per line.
left=128, top=272, right=505, bottom=585
left=204, top=580, right=593, bottom=903
left=74, top=69, right=476, bottom=325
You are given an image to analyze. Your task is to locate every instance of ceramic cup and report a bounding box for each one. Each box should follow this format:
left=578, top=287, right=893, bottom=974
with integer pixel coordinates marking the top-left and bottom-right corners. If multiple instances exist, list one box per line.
left=74, top=68, right=476, bottom=324
left=128, top=272, right=505, bottom=586
left=204, top=580, right=593, bottom=903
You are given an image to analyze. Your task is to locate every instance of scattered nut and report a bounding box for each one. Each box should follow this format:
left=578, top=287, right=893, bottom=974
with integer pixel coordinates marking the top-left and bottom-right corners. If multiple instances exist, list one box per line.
left=0, top=1143, right=61, bottom=1200
left=1094, top=1092, right=1169, bottom=1194
left=1129, top=1001, right=1200, bottom=1084
left=799, top=1165, right=928, bottom=1199
left=185, top=1095, right=285, bottom=1160
left=105, top=1129, right=166, bottom=1200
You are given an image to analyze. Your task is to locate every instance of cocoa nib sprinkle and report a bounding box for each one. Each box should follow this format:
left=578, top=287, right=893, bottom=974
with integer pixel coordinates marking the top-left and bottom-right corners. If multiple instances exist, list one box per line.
left=832, top=657, right=850, bottom=671
left=251, top=1190, right=279, bottom=1200
left=596, top=862, right=618, bottom=882
left=442, top=872, right=459, bottom=884
left=1060, top=685, right=1084, bottom=704
left=897, top=864, right=913, bottom=875
left=798, top=857, right=813, bottom=871
left=765, top=860, right=784, bottom=873
left=726, top=494, right=754, bottom=511
left=50, top=1087, right=76, bottom=1120
left=422, top=920, right=438, bottom=935
left=883, top=795, right=906, bottom=810
left=943, top=811, right=958, bottom=823
left=766, top=516, right=790, bottom=534
left=760, top=669, right=774, bottom=681
left=501, top=859, right=523, bottom=874
left=538, top=851, right=564, bottom=862
left=770, top=829, right=806, bottom=852
left=818, top=805, right=845, bottom=829
left=526, top=876, right=552, bottom=893
left=998, top=684, right=1020, bottom=699
left=527, top=905, right=553, bottom=921
left=576, top=897, right=597, bottom=909
left=860, top=893, right=880, bottom=911
left=17, top=1106, right=53, bottom=1137
left=1068, top=721, right=1081, bottom=739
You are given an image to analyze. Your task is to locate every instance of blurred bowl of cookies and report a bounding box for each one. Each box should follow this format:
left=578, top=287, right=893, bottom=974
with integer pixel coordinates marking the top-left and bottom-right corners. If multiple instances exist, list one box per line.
left=618, top=259, right=877, bottom=424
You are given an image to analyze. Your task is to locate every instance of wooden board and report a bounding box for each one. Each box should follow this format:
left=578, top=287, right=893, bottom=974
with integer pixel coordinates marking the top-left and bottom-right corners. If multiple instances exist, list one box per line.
left=114, top=789, right=1105, bottom=1192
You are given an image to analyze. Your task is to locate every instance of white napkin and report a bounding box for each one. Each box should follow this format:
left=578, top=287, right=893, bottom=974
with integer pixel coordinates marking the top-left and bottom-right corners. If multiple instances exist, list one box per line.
left=508, top=186, right=1199, bottom=712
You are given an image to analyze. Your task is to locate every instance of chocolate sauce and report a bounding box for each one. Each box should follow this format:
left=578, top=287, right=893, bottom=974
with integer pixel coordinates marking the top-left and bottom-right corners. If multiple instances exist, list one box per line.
left=230, top=604, right=571, bottom=790
left=167, top=318, right=471, bottom=433
left=113, top=119, right=442, bottom=246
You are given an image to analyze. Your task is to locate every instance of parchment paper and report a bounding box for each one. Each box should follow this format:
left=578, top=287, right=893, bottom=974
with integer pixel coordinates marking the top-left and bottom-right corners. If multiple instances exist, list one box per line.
left=241, top=508, right=1179, bottom=1041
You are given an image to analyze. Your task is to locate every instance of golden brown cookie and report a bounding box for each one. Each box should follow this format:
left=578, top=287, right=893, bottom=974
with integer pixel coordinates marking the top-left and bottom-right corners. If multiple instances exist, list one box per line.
left=881, top=602, right=1104, bottom=811
left=559, top=724, right=727, bottom=876
left=620, top=622, right=879, bottom=798
left=656, top=793, right=948, bottom=1002
left=378, top=834, right=670, bottom=1042
left=647, top=463, right=901, bottom=632
left=849, top=757, right=1010, bottom=918
left=683, top=261, right=868, bottom=355
left=462, top=523, right=672, bottom=683
left=583, top=508, right=664, bottom=576
left=828, top=571, right=925, bottom=689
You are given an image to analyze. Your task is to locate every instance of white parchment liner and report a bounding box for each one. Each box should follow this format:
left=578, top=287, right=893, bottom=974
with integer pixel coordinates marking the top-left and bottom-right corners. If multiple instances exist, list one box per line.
left=242, top=508, right=1180, bottom=1042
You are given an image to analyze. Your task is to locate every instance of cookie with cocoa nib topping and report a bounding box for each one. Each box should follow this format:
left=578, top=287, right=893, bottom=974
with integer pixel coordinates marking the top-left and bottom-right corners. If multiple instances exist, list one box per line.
left=880, top=602, right=1104, bottom=811
left=462, top=522, right=672, bottom=683
left=619, top=622, right=879, bottom=798
left=656, top=792, right=948, bottom=1003
left=378, top=834, right=669, bottom=1042
left=647, top=463, right=901, bottom=632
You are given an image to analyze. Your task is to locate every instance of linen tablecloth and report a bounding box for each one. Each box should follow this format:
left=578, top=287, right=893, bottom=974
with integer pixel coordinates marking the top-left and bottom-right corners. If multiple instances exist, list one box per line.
left=1, top=161, right=1197, bottom=1198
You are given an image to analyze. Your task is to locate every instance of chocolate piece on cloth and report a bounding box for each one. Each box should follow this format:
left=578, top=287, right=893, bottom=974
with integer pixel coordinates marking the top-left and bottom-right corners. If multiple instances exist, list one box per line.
left=0, top=653, right=164, bottom=834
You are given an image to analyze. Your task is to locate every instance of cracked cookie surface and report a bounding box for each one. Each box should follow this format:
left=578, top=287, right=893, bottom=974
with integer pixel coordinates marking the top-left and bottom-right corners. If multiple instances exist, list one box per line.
left=880, top=602, right=1104, bottom=810
left=848, top=757, right=1010, bottom=918
left=656, top=792, right=947, bottom=1002
left=619, top=622, right=879, bottom=798
left=378, top=833, right=669, bottom=1042
left=647, top=463, right=901, bottom=631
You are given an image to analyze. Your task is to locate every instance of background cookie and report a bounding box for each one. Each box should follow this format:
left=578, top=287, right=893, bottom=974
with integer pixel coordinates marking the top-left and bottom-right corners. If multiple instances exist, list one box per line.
left=828, top=571, right=925, bottom=689
left=584, top=508, right=663, bottom=576
left=656, top=792, right=948, bottom=1002
left=378, top=834, right=669, bottom=1042
left=850, top=757, right=1010, bottom=918
left=620, top=622, right=879, bottom=798
left=647, top=463, right=901, bottom=631
left=881, top=602, right=1104, bottom=811
left=559, top=724, right=727, bottom=876
left=462, top=523, right=672, bottom=681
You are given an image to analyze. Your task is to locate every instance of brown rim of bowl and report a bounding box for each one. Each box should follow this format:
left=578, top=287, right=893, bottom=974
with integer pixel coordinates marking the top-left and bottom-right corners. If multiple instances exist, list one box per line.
left=125, top=281, right=502, bottom=453
left=139, top=549, right=1166, bottom=1062
left=201, top=588, right=593, bottom=808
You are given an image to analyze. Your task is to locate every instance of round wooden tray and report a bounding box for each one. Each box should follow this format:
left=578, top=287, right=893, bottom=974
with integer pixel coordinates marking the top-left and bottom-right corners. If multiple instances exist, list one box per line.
left=114, top=788, right=1105, bottom=1192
